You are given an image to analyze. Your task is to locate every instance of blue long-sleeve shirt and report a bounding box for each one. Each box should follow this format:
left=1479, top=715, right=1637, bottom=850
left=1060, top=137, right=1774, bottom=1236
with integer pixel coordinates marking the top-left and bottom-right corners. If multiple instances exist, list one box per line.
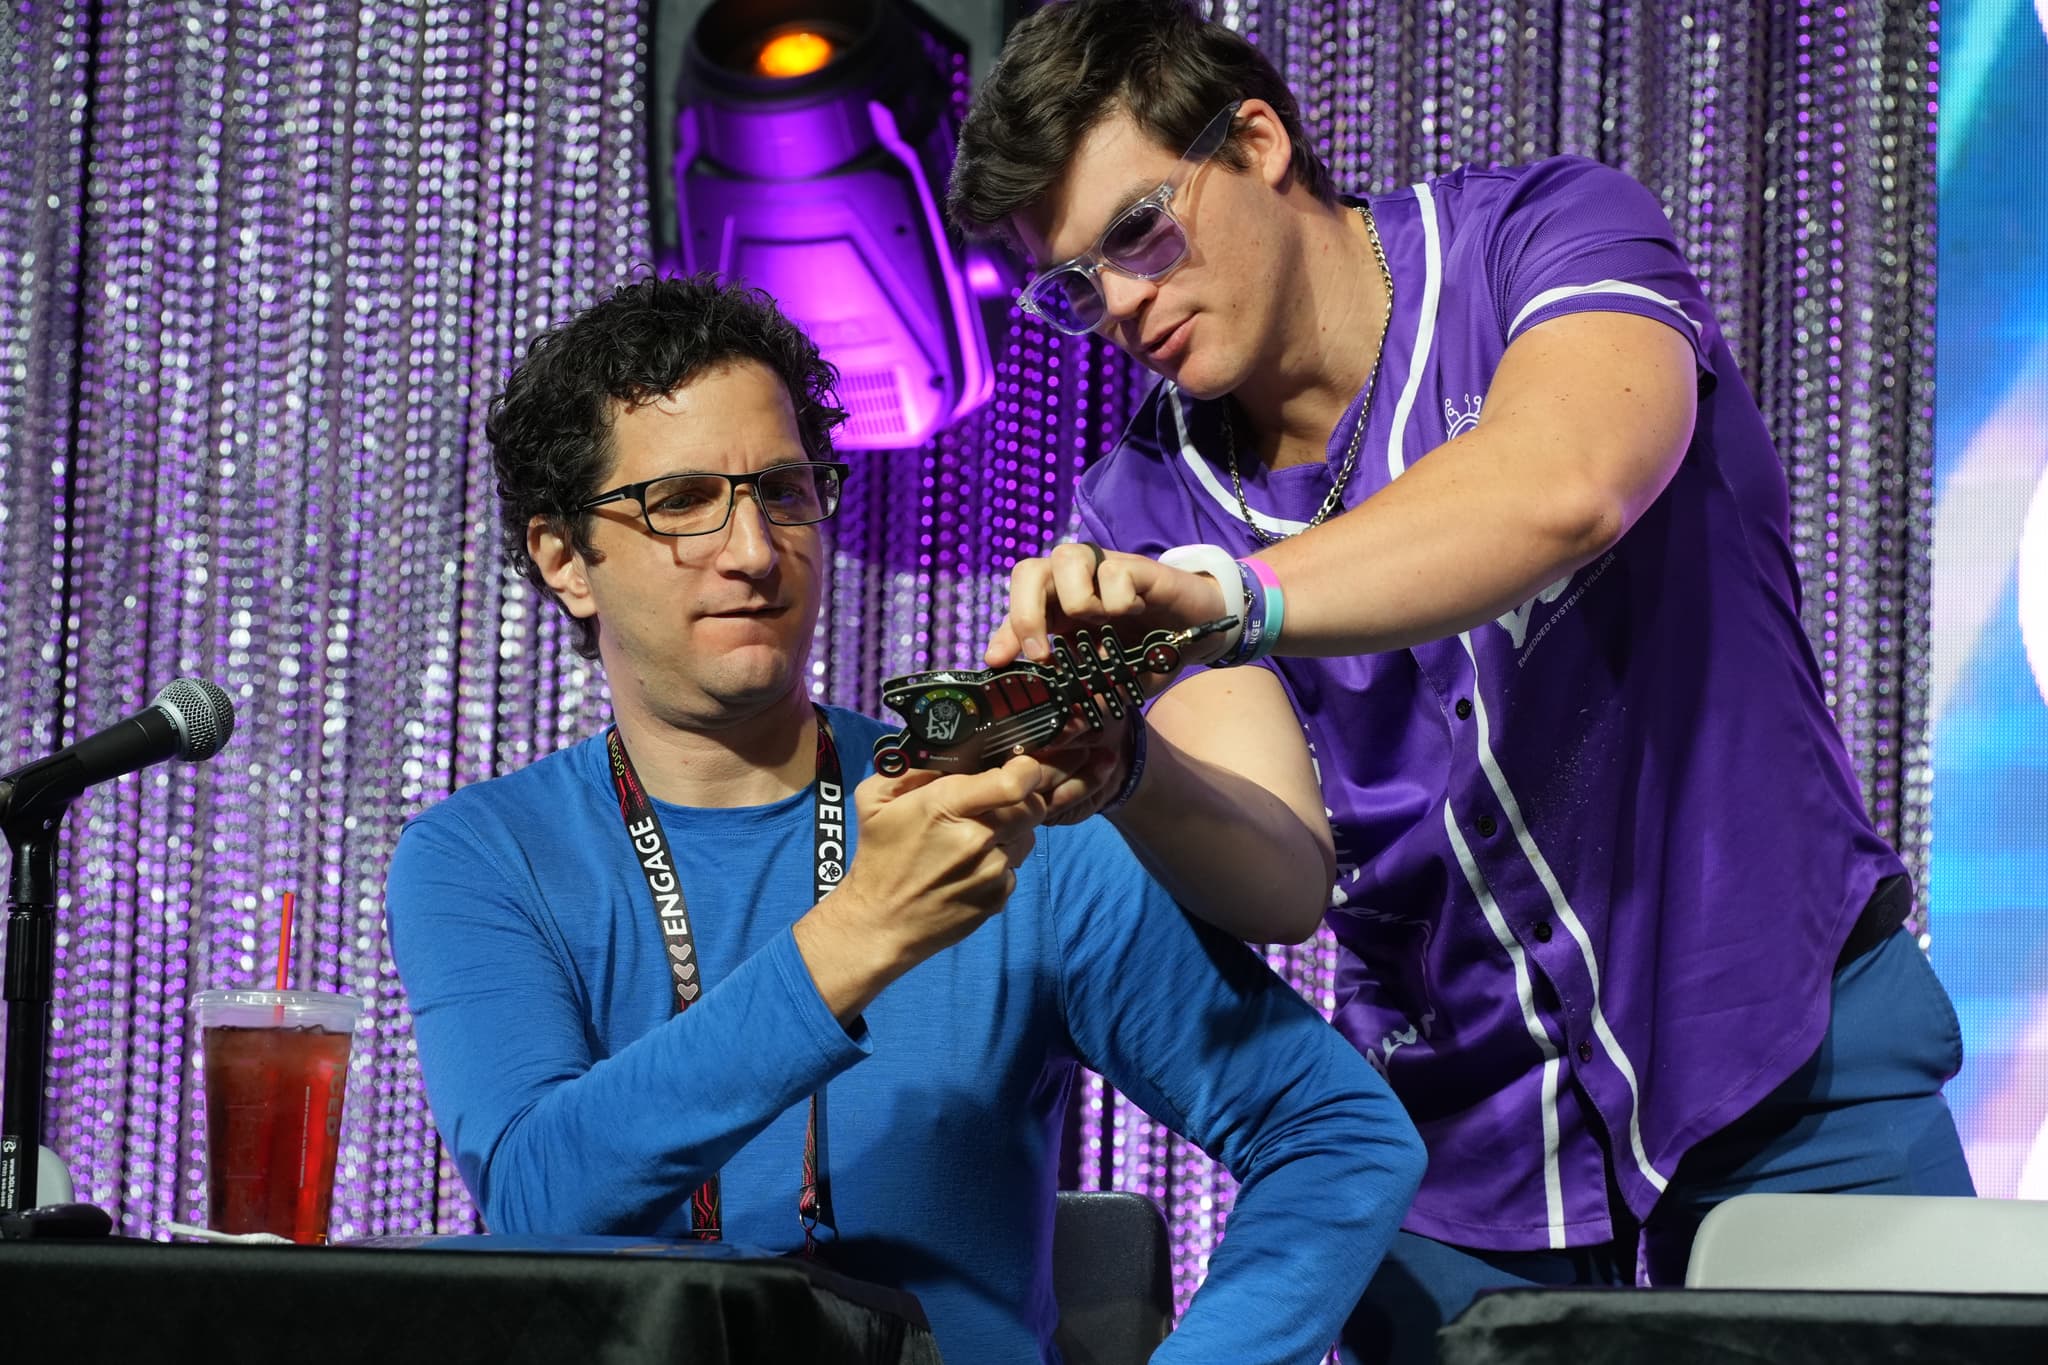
left=386, top=706, right=1423, bottom=1363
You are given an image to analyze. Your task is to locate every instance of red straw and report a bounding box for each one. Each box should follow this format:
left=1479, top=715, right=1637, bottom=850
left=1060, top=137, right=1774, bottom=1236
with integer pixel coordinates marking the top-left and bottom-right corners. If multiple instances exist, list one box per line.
left=274, top=891, right=297, bottom=993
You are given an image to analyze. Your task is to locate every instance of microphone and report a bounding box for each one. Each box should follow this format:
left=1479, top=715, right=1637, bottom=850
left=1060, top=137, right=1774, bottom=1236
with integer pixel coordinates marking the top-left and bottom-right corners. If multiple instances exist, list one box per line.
left=0, top=679, right=236, bottom=827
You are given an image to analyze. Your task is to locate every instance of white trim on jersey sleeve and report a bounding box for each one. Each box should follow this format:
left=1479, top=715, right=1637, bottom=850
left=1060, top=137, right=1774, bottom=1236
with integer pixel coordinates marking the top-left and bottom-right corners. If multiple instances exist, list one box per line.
left=1506, top=278, right=1705, bottom=344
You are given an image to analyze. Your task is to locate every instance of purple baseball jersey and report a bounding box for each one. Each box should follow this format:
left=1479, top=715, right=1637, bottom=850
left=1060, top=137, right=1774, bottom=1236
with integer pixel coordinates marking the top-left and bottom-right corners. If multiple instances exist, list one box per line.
left=1078, top=156, right=1904, bottom=1251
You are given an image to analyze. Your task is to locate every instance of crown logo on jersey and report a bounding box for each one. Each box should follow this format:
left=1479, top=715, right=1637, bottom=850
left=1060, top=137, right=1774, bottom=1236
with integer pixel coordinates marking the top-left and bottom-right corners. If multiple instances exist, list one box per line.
left=1444, top=393, right=1484, bottom=439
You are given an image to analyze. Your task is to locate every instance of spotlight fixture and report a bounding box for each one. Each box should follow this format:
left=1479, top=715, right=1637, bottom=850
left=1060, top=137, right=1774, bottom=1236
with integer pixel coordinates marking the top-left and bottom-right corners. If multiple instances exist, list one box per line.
left=664, top=0, right=1001, bottom=450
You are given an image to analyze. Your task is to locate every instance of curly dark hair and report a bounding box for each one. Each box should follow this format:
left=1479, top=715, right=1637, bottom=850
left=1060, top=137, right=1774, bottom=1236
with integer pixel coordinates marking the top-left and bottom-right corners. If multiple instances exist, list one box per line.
left=487, top=273, right=846, bottom=660
left=946, top=0, right=1338, bottom=242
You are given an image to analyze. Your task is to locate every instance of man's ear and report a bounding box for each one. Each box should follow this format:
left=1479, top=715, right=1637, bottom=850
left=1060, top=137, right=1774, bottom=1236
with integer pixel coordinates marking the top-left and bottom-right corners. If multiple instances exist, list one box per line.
left=529, top=516, right=599, bottom=621
left=1234, top=98, right=1296, bottom=192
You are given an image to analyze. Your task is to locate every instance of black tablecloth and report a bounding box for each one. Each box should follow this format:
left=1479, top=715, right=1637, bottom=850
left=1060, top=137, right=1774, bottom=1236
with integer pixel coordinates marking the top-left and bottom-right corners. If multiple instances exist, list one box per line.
left=0, top=1234, right=942, bottom=1364
left=1437, top=1287, right=2048, bottom=1364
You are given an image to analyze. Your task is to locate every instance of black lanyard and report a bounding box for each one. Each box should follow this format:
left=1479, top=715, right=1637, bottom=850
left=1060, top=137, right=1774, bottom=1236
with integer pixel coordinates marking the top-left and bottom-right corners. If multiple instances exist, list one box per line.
left=605, top=705, right=845, bottom=1254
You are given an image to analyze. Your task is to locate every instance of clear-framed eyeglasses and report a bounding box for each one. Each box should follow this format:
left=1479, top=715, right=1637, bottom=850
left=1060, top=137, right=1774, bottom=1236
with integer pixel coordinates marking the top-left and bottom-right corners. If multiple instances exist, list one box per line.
left=1016, top=100, right=1243, bottom=337
left=576, top=460, right=852, bottom=538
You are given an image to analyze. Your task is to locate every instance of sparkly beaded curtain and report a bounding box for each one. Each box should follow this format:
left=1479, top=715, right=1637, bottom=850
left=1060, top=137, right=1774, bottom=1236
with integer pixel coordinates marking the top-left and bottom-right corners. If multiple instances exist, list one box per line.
left=1, top=0, right=1933, bottom=1325
left=0, top=0, right=651, bottom=1239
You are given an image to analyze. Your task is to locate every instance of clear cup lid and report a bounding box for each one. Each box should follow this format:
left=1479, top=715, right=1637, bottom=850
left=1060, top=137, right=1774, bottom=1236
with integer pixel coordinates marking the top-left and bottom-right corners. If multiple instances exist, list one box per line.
left=191, top=988, right=362, bottom=1031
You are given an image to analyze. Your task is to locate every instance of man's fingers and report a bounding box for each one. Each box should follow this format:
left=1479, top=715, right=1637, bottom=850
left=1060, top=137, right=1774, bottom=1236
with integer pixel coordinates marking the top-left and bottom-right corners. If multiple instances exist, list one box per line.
left=1001, top=751, right=1061, bottom=793
left=968, top=761, right=1055, bottom=844
left=864, top=755, right=1066, bottom=824
left=855, top=766, right=942, bottom=814
left=1042, top=774, right=1103, bottom=824
left=1095, top=558, right=1145, bottom=617
left=996, top=826, right=1038, bottom=870
left=1006, top=558, right=1057, bottom=662
left=916, top=754, right=1050, bottom=821
left=995, top=545, right=1192, bottom=666
left=985, top=618, right=1024, bottom=667
left=1049, top=541, right=1108, bottom=621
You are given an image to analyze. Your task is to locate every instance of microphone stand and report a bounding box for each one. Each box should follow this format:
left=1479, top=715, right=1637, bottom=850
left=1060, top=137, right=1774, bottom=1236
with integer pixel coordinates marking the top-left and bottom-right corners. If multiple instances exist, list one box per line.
left=1, top=789, right=113, bottom=1238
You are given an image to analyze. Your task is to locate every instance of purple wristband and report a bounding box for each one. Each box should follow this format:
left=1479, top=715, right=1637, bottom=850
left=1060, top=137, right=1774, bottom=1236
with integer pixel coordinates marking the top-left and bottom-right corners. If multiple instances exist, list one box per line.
left=1238, top=556, right=1284, bottom=662
left=1100, top=710, right=1149, bottom=815
left=1215, top=558, right=1269, bottom=667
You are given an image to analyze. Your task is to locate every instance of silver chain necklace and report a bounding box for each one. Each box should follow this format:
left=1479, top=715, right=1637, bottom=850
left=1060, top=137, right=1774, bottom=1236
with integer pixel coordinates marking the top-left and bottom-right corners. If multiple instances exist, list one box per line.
left=1226, top=204, right=1394, bottom=545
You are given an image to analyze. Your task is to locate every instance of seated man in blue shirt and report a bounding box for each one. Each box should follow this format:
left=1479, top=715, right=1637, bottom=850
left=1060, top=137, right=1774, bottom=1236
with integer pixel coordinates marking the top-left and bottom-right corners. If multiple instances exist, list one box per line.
left=384, top=274, right=1424, bottom=1363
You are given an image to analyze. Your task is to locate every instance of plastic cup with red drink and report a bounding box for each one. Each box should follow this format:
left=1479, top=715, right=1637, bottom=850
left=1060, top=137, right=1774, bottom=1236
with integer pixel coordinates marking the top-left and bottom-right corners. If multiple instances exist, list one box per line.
left=191, top=988, right=360, bottom=1244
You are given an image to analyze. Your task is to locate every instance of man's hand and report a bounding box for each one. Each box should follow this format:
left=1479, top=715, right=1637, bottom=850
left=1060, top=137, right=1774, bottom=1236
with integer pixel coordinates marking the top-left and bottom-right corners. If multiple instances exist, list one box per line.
left=1031, top=720, right=1137, bottom=827
left=987, top=542, right=1229, bottom=668
left=794, top=755, right=1053, bottom=1021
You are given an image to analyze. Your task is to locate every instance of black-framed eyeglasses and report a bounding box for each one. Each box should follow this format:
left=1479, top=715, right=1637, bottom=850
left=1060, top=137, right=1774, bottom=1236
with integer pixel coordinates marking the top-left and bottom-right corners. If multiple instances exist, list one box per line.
left=1017, top=100, right=1243, bottom=337
left=577, top=460, right=851, bottom=538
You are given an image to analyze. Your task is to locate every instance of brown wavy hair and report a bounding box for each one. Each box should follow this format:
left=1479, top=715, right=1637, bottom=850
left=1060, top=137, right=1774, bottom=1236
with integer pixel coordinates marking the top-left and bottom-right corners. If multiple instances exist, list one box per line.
left=487, top=274, right=845, bottom=659
left=947, top=0, right=1338, bottom=242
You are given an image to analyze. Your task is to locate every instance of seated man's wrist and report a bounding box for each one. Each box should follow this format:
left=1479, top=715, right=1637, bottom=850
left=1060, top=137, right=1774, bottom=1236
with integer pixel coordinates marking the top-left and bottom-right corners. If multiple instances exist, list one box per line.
left=1099, top=712, right=1149, bottom=818
left=794, top=892, right=906, bottom=1023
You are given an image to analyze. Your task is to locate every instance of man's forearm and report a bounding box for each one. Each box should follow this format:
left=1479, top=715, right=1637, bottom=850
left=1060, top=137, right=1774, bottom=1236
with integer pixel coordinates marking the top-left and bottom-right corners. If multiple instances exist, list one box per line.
left=1247, top=313, right=1699, bottom=658
left=463, top=930, right=867, bottom=1235
left=1110, top=729, right=1333, bottom=944
left=792, top=892, right=911, bottom=1023
left=1160, top=1093, right=1424, bottom=1364
left=1247, top=426, right=1627, bottom=657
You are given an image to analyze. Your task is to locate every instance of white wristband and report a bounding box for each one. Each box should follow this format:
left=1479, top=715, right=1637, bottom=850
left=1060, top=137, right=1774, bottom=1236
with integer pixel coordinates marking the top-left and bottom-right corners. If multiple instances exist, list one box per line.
left=1159, top=543, right=1247, bottom=657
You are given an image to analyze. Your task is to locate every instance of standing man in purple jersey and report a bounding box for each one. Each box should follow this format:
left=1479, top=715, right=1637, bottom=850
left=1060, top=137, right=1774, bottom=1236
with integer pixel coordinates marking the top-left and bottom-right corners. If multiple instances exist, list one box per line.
left=948, top=1, right=1972, bottom=1358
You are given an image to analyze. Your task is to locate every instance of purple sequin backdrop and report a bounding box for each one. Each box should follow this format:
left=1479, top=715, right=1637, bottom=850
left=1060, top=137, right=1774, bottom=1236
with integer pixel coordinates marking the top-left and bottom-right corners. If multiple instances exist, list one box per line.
left=0, top=0, right=1932, bottom=1309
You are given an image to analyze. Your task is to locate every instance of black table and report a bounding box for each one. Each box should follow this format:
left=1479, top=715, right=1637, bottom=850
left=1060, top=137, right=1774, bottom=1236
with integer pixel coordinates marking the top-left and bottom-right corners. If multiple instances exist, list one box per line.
left=0, top=1233, right=941, bottom=1364
left=1437, top=1286, right=2048, bottom=1364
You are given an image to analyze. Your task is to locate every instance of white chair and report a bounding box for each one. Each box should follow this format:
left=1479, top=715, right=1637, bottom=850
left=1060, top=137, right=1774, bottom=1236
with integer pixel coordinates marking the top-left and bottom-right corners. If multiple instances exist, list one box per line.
left=1686, top=1193, right=2048, bottom=1292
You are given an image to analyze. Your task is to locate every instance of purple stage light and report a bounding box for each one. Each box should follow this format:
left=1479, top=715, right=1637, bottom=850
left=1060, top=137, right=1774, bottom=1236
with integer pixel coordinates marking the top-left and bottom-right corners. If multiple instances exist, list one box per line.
left=665, top=0, right=998, bottom=450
